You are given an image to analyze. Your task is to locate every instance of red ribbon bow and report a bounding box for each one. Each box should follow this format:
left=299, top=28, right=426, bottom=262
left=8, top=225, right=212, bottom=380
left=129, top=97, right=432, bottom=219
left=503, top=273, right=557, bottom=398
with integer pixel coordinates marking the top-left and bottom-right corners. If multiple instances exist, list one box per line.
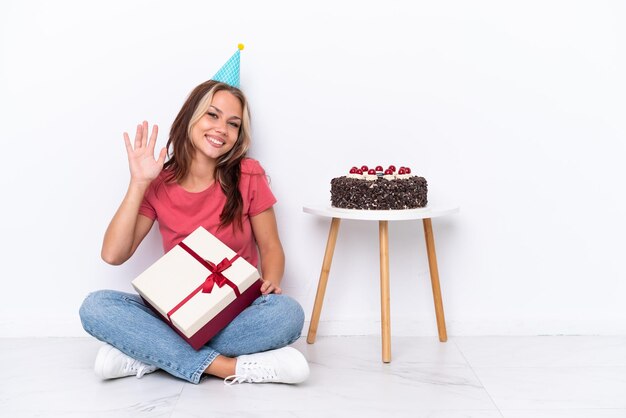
left=203, top=257, right=233, bottom=293
left=167, top=241, right=241, bottom=320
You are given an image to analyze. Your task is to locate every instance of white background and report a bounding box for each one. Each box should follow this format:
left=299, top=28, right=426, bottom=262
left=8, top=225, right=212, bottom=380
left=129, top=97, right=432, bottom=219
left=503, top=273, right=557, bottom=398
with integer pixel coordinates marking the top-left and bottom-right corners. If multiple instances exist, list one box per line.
left=1, top=0, right=624, bottom=337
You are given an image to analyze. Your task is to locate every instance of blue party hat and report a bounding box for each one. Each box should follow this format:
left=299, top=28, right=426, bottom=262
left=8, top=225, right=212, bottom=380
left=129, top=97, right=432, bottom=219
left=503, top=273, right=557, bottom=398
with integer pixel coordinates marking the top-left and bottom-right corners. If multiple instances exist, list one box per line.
left=212, top=44, right=244, bottom=88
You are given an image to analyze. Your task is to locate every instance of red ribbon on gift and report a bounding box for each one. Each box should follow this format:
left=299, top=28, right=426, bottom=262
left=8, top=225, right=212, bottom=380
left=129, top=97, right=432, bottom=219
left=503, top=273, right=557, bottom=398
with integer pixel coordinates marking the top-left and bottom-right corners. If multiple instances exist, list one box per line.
left=167, top=241, right=241, bottom=320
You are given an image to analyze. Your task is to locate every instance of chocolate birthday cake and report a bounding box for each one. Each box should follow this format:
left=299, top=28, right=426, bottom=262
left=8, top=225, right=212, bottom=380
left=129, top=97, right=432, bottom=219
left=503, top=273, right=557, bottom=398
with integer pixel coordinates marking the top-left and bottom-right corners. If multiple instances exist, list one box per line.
left=330, top=165, right=428, bottom=210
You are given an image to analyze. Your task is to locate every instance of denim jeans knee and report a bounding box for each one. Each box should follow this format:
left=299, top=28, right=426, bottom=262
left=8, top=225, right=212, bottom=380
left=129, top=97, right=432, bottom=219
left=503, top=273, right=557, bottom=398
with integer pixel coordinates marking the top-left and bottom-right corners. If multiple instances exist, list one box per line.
left=271, top=294, right=305, bottom=345
left=79, top=290, right=112, bottom=332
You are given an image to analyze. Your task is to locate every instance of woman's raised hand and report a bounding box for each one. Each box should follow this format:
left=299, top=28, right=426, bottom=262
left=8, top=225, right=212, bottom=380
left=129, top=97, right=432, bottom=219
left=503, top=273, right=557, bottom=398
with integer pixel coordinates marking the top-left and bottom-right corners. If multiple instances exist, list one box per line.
left=123, top=121, right=167, bottom=185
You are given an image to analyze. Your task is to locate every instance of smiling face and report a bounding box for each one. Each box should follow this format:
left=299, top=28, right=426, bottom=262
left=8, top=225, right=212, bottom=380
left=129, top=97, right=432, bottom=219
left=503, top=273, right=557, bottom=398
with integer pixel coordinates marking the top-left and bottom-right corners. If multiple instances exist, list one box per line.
left=189, top=89, right=244, bottom=162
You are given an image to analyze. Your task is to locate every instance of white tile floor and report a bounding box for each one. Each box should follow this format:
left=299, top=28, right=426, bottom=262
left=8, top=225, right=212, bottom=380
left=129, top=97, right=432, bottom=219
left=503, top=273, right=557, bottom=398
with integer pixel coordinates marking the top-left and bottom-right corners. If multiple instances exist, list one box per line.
left=2, top=336, right=626, bottom=418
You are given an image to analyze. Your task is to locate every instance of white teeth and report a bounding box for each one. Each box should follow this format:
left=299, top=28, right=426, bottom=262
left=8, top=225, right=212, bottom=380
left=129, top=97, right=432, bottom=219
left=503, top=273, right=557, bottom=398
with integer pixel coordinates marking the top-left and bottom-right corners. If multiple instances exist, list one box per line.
left=207, top=135, right=224, bottom=145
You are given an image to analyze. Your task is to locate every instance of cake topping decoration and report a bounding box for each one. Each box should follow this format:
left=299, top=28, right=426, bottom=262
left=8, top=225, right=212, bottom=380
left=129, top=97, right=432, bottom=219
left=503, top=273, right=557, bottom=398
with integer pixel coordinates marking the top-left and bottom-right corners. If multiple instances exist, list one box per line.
left=347, top=167, right=365, bottom=179
left=344, top=164, right=415, bottom=181
left=396, top=166, right=413, bottom=179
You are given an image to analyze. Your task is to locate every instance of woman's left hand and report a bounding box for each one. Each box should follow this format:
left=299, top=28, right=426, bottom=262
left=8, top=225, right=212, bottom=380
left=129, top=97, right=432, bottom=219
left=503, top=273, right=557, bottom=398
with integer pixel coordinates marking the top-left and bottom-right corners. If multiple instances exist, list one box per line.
left=260, top=280, right=282, bottom=295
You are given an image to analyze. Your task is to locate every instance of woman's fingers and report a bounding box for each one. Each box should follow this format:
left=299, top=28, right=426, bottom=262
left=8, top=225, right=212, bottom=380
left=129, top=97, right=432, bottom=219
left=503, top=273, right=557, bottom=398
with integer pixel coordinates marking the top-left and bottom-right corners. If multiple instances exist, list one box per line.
left=124, top=132, right=140, bottom=161
left=123, top=132, right=132, bottom=155
left=156, top=147, right=167, bottom=167
left=148, top=124, right=159, bottom=152
left=122, top=121, right=163, bottom=183
left=134, top=123, right=142, bottom=150
left=260, top=280, right=282, bottom=295
left=128, top=122, right=157, bottom=154
left=261, top=281, right=272, bottom=294
left=141, top=121, right=149, bottom=148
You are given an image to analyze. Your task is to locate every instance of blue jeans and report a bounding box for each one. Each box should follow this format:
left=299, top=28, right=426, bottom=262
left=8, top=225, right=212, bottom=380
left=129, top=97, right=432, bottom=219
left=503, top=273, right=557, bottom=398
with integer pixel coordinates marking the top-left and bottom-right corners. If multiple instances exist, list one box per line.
left=79, top=290, right=304, bottom=384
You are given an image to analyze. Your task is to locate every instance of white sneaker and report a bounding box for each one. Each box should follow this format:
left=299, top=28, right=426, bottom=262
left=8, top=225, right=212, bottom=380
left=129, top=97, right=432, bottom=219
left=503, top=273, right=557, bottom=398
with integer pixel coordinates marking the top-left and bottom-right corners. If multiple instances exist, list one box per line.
left=94, top=344, right=158, bottom=380
left=225, top=347, right=309, bottom=385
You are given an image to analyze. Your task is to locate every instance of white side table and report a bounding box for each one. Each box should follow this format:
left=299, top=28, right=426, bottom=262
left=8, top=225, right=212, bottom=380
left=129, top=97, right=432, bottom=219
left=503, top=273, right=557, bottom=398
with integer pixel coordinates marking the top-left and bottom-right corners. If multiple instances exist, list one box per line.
left=303, top=204, right=460, bottom=363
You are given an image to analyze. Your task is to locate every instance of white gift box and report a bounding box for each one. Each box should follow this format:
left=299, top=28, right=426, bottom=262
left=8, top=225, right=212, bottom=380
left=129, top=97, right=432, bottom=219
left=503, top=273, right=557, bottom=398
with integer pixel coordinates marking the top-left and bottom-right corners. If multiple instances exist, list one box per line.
left=132, top=226, right=262, bottom=350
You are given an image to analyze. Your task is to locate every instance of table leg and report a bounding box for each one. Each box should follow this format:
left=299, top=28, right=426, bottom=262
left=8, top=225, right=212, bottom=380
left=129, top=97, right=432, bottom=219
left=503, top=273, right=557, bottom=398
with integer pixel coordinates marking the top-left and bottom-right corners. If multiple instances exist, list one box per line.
left=379, top=221, right=391, bottom=363
left=307, top=217, right=341, bottom=344
left=422, top=218, right=448, bottom=342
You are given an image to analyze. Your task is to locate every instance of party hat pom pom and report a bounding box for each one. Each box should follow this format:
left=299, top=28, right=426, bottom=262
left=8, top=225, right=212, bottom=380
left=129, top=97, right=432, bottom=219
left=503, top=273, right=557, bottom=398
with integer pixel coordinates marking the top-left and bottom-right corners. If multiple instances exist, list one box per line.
left=238, top=43, right=244, bottom=50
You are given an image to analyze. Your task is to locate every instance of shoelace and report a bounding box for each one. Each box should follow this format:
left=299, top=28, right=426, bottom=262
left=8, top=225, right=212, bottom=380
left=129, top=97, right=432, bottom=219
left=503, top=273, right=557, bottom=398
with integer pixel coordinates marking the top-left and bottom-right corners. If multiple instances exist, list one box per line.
left=123, top=358, right=155, bottom=379
left=223, top=361, right=277, bottom=385
left=223, top=375, right=249, bottom=385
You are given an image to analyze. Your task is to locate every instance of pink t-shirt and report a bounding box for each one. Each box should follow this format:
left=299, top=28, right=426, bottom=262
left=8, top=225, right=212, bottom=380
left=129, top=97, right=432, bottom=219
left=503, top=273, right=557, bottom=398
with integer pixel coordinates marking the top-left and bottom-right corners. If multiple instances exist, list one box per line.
left=138, top=158, right=277, bottom=268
